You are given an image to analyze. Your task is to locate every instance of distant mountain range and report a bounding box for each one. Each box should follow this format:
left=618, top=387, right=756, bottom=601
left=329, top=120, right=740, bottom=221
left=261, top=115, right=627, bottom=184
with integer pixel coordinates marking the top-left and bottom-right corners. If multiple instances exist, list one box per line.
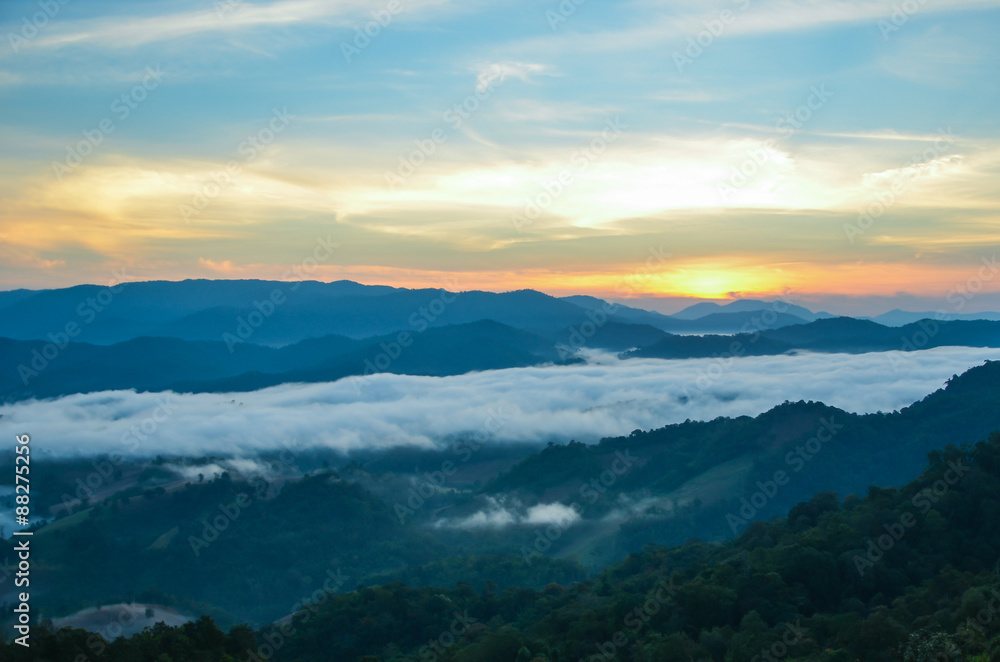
left=866, top=308, right=1000, bottom=326
left=668, top=297, right=833, bottom=321
left=623, top=317, right=1000, bottom=359
left=0, top=279, right=821, bottom=348
left=6, top=279, right=999, bottom=347
left=2, top=279, right=1000, bottom=401
left=3, top=316, right=1000, bottom=402
left=0, top=320, right=574, bottom=401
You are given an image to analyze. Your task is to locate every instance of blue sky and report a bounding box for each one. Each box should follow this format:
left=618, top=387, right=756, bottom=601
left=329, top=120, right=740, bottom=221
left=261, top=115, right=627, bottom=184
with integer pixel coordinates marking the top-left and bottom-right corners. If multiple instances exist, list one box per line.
left=1, top=0, right=999, bottom=313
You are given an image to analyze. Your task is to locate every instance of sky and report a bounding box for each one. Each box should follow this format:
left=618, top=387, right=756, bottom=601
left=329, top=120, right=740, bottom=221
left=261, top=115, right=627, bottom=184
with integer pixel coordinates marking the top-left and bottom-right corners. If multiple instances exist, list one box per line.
left=1, top=0, right=999, bottom=314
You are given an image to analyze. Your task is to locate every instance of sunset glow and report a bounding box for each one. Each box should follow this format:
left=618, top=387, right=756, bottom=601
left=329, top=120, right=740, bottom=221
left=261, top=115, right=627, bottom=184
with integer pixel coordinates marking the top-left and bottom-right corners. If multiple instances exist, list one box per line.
left=1, top=0, right=999, bottom=313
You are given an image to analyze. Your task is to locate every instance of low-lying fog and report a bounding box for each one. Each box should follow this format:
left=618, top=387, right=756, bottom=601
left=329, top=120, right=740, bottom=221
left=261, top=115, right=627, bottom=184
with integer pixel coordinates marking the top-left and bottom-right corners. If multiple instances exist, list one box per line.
left=5, top=347, right=999, bottom=458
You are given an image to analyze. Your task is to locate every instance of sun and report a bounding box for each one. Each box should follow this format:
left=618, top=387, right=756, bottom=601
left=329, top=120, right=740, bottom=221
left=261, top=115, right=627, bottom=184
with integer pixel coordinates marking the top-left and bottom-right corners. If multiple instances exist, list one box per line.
left=668, top=272, right=736, bottom=300
left=637, top=264, right=791, bottom=300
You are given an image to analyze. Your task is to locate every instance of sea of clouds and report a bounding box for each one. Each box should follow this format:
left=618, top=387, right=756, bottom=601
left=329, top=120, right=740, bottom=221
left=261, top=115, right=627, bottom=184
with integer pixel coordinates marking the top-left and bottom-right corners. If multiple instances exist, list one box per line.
left=4, top=347, right=999, bottom=459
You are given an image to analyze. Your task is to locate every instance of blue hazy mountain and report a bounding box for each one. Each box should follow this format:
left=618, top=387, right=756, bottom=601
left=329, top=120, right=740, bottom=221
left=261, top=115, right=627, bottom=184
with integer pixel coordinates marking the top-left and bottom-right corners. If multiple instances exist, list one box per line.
left=0, top=280, right=642, bottom=345
left=0, top=320, right=575, bottom=401
left=4, top=278, right=1000, bottom=402
left=671, top=297, right=833, bottom=321
left=871, top=308, right=1000, bottom=326
left=0, top=281, right=831, bottom=347
left=24, top=280, right=999, bottom=350
left=624, top=317, right=1000, bottom=359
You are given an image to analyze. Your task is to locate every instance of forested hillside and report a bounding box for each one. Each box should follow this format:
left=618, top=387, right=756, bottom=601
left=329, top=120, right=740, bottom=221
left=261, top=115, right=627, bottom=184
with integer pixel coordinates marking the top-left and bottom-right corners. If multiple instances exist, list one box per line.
left=6, top=433, right=1000, bottom=661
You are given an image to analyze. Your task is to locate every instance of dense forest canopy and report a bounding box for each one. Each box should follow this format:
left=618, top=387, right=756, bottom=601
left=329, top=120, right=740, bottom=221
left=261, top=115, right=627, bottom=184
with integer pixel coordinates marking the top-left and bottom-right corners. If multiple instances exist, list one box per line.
left=5, top=433, right=1000, bottom=661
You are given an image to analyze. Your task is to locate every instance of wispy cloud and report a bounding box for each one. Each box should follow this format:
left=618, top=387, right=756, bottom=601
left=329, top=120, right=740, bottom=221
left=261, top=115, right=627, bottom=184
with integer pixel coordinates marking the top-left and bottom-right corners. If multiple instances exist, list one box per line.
left=508, top=0, right=1000, bottom=56
left=474, top=61, right=555, bottom=93
left=7, top=0, right=459, bottom=52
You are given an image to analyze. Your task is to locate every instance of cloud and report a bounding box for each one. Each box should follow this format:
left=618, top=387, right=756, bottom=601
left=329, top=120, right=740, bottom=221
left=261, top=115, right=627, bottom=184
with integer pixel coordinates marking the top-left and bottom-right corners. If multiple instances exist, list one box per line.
left=861, top=155, right=964, bottom=188
left=435, top=497, right=518, bottom=529
left=12, top=0, right=456, bottom=52
left=434, top=497, right=581, bottom=529
left=474, top=61, right=554, bottom=93
left=524, top=503, right=581, bottom=527
left=164, top=457, right=292, bottom=481
left=198, top=258, right=240, bottom=273
left=4, top=348, right=1000, bottom=460
left=511, top=0, right=1000, bottom=56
